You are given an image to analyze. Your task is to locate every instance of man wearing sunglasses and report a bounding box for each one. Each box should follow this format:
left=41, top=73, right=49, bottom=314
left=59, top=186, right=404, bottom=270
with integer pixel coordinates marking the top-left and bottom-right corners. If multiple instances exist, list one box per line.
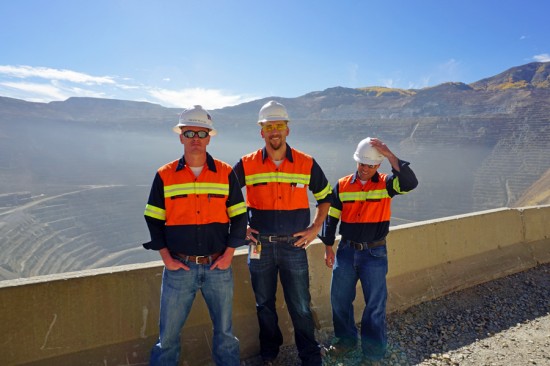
left=319, top=137, right=418, bottom=365
left=233, top=100, right=333, bottom=366
left=143, top=105, right=247, bottom=366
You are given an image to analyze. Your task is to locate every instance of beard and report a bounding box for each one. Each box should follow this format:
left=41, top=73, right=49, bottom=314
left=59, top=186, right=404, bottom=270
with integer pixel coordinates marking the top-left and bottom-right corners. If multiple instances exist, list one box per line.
left=267, top=134, right=284, bottom=150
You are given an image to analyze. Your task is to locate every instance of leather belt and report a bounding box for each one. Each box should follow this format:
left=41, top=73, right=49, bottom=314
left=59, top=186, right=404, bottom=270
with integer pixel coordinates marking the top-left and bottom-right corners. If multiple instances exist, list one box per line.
left=173, top=252, right=222, bottom=265
left=348, top=239, right=386, bottom=250
left=258, top=234, right=298, bottom=243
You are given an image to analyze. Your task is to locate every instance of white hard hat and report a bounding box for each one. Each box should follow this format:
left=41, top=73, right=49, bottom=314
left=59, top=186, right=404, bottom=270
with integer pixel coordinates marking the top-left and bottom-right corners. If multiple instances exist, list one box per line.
left=257, top=100, right=289, bottom=124
left=353, top=137, right=385, bottom=165
left=172, top=105, right=217, bottom=135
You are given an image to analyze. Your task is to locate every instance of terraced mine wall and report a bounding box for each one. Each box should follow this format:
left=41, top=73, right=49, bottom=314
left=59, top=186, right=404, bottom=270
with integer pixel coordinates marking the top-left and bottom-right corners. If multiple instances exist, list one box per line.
left=0, top=185, right=157, bottom=280
left=0, top=181, right=419, bottom=281
left=1, top=205, right=548, bottom=365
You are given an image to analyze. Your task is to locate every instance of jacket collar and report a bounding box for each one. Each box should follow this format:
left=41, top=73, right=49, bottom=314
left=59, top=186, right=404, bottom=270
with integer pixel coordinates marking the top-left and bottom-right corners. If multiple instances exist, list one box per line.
left=176, top=152, right=217, bottom=172
left=351, top=170, right=380, bottom=184
left=261, top=143, right=294, bottom=163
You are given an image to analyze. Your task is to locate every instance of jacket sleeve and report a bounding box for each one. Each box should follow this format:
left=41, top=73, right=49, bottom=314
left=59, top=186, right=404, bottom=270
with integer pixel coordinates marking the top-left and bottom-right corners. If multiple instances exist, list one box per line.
left=318, top=180, right=341, bottom=246
left=309, top=158, right=333, bottom=205
left=386, top=159, right=419, bottom=198
left=232, top=159, right=246, bottom=188
left=226, top=169, right=248, bottom=249
left=143, top=173, right=167, bottom=250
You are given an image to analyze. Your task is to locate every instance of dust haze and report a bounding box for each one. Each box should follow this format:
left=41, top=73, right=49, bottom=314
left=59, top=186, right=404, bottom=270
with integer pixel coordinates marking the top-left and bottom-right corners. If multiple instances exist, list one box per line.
left=0, top=122, right=495, bottom=280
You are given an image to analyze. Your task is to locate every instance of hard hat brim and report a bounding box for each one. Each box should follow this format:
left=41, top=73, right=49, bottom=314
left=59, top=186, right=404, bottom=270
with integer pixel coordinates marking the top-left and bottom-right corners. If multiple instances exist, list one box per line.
left=257, top=118, right=290, bottom=124
left=172, top=122, right=217, bottom=135
left=353, top=153, right=384, bottom=165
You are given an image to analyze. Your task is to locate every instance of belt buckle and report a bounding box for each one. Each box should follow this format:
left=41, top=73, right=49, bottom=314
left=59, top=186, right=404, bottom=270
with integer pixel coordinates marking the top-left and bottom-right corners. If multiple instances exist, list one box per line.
left=268, top=235, right=276, bottom=243
left=195, top=255, right=206, bottom=264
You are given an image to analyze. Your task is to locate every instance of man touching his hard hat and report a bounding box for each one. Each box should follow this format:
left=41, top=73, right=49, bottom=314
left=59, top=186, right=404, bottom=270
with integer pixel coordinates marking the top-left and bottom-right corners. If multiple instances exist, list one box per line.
left=319, top=137, right=418, bottom=365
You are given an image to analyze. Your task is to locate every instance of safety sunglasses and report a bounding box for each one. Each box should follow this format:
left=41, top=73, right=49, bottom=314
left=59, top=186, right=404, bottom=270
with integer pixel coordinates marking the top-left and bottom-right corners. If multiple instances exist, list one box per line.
left=359, top=163, right=380, bottom=169
left=261, top=123, right=287, bottom=132
left=182, top=130, right=209, bottom=139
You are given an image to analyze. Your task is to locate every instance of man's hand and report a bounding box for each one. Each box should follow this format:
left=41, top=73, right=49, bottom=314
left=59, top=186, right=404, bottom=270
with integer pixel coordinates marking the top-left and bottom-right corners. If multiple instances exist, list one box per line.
left=159, top=248, right=189, bottom=271
left=293, top=202, right=330, bottom=248
left=369, top=138, right=400, bottom=171
left=324, top=245, right=335, bottom=268
left=293, top=225, right=320, bottom=248
left=246, top=226, right=259, bottom=244
left=211, top=247, right=235, bottom=270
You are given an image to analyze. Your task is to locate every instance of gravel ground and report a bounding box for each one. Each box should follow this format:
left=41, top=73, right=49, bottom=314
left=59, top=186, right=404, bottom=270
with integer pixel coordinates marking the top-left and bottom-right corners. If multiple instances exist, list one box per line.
left=242, top=263, right=550, bottom=366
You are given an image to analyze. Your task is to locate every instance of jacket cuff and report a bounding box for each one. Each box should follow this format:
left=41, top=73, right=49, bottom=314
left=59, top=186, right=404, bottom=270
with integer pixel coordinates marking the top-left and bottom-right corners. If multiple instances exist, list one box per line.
left=317, top=234, right=335, bottom=246
left=227, top=237, right=247, bottom=249
left=142, top=241, right=165, bottom=251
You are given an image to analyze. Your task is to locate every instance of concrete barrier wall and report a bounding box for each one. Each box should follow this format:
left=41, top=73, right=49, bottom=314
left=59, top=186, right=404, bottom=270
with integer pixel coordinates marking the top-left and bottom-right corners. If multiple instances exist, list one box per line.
left=1, top=205, right=548, bottom=366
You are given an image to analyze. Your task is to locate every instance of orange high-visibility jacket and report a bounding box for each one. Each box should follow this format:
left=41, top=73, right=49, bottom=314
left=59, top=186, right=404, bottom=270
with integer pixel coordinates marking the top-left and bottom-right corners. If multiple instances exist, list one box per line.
left=234, top=145, right=332, bottom=234
left=242, top=149, right=312, bottom=211
left=320, top=160, right=418, bottom=245
left=143, top=153, right=247, bottom=255
left=335, top=173, right=392, bottom=224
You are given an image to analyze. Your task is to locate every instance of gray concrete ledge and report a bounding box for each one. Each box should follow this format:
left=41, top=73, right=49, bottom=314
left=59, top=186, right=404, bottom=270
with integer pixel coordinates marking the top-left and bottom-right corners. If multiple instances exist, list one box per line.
left=1, top=205, right=549, bottom=365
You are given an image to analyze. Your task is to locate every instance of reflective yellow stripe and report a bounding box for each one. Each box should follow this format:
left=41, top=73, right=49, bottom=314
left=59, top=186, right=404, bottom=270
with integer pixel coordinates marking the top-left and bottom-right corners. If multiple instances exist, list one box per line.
left=144, top=204, right=166, bottom=220
left=392, top=178, right=409, bottom=194
left=313, top=183, right=332, bottom=201
left=339, top=189, right=390, bottom=201
left=227, top=202, right=247, bottom=218
left=328, top=206, right=341, bottom=219
left=245, top=172, right=310, bottom=185
left=164, top=182, right=229, bottom=197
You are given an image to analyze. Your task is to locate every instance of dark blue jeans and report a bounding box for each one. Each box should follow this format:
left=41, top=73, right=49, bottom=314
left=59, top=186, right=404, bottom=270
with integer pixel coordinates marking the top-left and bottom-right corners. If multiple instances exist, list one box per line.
left=248, top=241, right=322, bottom=366
left=330, top=240, right=388, bottom=361
left=149, top=264, right=239, bottom=366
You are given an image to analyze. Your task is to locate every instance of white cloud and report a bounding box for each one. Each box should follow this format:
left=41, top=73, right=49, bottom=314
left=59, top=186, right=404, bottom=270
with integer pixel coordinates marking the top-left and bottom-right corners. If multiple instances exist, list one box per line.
left=148, top=87, right=257, bottom=110
left=118, top=84, right=140, bottom=90
left=347, top=63, right=359, bottom=85
left=380, top=59, right=461, bottom=90
left=1, top=81, right=68, bottom=101
left=407, top=59, right=461, bottom=89
left=381, top=76, right=428, bottom=90
left=0, top=65, right=116, bottom=85
left=437, top=59, right=460, bottom=80
left=381, top=79, right=395, bottom=88
left=0, top=65, right=119, bottom=102
left=0, top=81, right=107, bottom=102
left=0, top=64, right=260, bottom=109
left=533, top=53, right=550, bottom=62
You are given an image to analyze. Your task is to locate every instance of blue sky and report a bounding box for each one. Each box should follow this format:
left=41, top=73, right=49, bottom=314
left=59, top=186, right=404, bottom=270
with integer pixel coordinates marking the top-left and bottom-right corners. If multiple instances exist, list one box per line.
left=1, top=0, right=549, bottom=110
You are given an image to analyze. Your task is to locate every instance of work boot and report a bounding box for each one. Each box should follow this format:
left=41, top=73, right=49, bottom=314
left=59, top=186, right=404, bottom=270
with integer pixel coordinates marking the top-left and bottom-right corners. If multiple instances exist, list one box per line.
left=324, top=340, right=357, bottom=358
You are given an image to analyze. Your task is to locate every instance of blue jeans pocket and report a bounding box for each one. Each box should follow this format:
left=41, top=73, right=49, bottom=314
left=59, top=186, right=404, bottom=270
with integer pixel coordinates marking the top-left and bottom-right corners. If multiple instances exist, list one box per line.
left=368, top=245, right=387, bottom=258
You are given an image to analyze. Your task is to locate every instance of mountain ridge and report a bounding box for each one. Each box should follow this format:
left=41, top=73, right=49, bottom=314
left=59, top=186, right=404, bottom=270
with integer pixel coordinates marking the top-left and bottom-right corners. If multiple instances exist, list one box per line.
left=1, top=62, right=549, bottom=115
left=470, top=62, right=550, bottom=90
